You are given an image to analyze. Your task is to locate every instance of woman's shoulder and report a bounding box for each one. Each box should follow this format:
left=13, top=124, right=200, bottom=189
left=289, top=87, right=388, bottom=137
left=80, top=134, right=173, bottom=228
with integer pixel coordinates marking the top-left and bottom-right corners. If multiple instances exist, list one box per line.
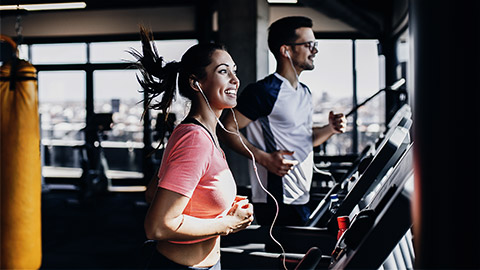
left=170, top=123, right=213, bottom=145
left=164, top=123, right=215, bottom=162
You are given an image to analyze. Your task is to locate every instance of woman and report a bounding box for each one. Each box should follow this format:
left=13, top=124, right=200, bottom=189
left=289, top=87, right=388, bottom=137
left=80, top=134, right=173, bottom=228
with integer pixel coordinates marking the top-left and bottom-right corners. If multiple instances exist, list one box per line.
left=133, top=28, right=254, bottom=269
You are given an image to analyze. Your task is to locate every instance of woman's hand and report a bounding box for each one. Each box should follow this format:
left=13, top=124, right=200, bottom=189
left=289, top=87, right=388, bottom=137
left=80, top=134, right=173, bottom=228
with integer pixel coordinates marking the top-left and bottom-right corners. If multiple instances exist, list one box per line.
left=222, top=198, right=254, bottom=235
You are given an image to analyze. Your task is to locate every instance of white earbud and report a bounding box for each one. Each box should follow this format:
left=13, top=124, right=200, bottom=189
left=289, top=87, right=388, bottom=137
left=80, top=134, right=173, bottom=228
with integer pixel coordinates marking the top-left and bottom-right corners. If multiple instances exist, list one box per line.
left=195, top=81, right=202, bottom=91
left=286, top=49, right=300, bottom=88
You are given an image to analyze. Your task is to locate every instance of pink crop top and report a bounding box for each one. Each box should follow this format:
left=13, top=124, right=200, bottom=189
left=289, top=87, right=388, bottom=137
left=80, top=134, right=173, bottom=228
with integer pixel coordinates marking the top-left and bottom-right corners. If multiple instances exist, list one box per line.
left=157, top=123, right=237, bottom=243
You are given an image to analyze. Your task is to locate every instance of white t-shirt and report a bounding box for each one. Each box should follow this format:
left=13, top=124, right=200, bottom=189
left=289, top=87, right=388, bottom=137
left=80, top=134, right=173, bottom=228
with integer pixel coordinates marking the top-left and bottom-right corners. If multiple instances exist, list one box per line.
left=236, top=73, right=313, bottom=205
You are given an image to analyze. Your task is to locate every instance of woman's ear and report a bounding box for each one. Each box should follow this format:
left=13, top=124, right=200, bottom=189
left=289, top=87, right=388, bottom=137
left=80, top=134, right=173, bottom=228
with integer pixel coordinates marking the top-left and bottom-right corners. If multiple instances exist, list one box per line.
left=189, top=77, right=200, bottom=91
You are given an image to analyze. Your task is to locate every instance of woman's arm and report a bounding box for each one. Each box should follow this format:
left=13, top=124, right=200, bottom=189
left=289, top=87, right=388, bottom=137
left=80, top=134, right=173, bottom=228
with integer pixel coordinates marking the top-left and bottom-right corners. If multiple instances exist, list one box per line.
left=145, top=187, right=253, bottom=241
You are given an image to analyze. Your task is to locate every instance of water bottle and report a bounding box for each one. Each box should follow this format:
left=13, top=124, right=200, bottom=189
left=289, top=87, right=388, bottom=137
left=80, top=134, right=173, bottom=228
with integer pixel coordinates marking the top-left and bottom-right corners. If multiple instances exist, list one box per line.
left=337, top=216, right=350, bottom=240
left=329, top=194, right=340, bottom=214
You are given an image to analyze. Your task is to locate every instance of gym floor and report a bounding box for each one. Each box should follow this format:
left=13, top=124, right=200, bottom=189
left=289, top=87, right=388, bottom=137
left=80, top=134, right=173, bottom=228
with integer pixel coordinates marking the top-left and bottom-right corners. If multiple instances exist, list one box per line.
left=40, top=190, right=149, bottom=269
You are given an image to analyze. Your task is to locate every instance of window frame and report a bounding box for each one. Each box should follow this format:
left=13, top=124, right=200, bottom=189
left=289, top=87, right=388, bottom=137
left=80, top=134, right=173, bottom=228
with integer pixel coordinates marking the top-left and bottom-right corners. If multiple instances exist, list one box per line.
left=24, top=32, right=197, bottom=175
left=26, top=32, right=386, bottom=171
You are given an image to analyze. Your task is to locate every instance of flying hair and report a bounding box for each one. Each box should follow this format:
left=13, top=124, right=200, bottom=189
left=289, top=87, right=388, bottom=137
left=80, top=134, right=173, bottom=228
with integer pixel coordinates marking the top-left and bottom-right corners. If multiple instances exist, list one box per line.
left=129, top=26, right=180, bottom=116
left=130, top=27, right=225, bottom=148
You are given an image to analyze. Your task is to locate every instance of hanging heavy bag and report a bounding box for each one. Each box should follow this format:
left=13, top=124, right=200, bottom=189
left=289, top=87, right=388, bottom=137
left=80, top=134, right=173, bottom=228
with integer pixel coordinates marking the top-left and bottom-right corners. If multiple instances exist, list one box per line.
left=0, top=58, right=42, bottom=269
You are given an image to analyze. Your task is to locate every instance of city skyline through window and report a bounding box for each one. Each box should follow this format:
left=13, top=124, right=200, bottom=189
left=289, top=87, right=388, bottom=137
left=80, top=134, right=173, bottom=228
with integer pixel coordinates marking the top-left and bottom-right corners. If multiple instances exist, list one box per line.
left=32, top=38, right=383, bottom=171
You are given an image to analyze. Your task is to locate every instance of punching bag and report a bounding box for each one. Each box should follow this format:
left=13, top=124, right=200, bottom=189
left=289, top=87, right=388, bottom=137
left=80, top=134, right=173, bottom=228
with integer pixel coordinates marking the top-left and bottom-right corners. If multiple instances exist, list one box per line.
left=0, top=58, right=42, bottom=269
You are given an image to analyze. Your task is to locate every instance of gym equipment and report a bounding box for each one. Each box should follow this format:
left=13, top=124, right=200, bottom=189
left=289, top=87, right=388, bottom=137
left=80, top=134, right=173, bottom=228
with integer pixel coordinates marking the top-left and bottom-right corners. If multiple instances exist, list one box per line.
left=221, top=105, right=413, bottom=269
left=307, top=104, right=412, bottom=231
left=310, top=125, right=410, bottom=234
left=75, top=113, right=113, bottom=203
left=329, top=144, right=414, bottom=269
left=0, top=35, right=42, bottom=269
left=222, top=139, right=413, bottom=270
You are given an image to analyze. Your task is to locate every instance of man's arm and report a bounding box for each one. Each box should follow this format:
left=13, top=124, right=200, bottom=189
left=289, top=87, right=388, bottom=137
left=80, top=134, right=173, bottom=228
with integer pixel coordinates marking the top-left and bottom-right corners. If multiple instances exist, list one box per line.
left=313, top=111, right=347, bottom=147
left=218, top=109, right=297, bottom=177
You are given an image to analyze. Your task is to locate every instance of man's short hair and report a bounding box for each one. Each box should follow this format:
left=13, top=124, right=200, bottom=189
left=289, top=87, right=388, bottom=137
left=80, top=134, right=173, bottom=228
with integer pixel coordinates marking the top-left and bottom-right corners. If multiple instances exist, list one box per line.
left=268, top=16, right=313, bottom=58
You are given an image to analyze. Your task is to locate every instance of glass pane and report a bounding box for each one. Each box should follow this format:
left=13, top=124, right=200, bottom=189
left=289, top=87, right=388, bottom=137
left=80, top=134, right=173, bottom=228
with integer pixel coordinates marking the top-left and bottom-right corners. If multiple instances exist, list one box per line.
left=18, top=44, right=29, bottom=61
left=90, top=41, right=140, bottom=63
left=94, top=69, right=148, bottom=173
left=356, top=40, right=381, bottom=98
left=38, top=71, right=86, bottom=168
left=31, top=43, right=87, bottom=64
left=153, top=40, right=198, bottom=62
left=89, top=39, right=198, bottom=63
left=93, top=70, right=144, bottom=143
left=355, top=40, right=385, bottom=151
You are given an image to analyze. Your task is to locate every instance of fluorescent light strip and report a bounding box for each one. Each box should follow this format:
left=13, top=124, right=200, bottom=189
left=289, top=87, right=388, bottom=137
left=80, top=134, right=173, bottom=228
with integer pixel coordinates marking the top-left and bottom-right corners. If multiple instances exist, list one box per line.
left=0, top=2, right=86, bottom=11
left=267, top=0, right=298, bottom=3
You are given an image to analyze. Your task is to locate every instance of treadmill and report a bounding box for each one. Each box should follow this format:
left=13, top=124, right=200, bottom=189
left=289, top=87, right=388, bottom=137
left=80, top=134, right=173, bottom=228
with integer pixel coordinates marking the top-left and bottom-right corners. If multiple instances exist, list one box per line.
left=221, top=127, right=412, bottom=269
left=329, top=144, right=414, bottom=269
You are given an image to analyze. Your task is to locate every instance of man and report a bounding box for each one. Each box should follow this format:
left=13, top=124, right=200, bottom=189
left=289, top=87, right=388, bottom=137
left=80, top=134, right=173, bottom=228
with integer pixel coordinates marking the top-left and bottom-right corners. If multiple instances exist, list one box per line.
left=219, top=16, right=346, bottom=226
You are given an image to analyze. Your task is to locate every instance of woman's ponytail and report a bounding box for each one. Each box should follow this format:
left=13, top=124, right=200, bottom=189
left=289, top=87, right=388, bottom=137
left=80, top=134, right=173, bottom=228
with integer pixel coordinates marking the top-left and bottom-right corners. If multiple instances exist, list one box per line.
left=130, top=26, right=180, bottom=113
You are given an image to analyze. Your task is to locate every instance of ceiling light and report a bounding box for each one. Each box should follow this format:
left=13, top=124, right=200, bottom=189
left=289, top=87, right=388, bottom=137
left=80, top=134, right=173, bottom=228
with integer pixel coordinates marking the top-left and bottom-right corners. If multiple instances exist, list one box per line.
left=267, top=0, right=298, bottom=3
left=0, top=2, right=86, bottom=11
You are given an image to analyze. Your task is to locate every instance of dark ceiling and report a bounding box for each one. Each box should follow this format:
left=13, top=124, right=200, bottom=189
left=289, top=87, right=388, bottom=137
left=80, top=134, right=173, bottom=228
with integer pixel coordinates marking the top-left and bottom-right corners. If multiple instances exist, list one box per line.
left=0, top=0, right=198, bottom=10
left=0, top=0, right=407, bottom=38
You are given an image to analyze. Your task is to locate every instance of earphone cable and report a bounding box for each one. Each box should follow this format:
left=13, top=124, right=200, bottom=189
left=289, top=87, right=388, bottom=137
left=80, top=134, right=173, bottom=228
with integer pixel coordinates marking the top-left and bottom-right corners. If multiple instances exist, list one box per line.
left=196, top=84, right=288, bottom=270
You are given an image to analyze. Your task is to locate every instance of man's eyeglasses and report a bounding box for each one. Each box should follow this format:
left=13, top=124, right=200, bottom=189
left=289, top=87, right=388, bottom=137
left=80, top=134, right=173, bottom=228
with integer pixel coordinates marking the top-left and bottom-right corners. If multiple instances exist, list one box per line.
left=286, top=41, right=318, bottom=52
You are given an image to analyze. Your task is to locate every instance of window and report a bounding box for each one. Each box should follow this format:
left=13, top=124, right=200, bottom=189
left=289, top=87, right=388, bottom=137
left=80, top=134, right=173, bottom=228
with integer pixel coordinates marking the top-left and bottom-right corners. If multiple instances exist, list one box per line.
left=93, top=69, right=144, bottom=142
left=38, top=71, right=86, bottom=168
left=39, top=70, right=86, bottom=141
left=18, top=44, right=30, bottom=61
left=31, top=43, right=87, bottom=64
left=90, top=41, right=139, bottom=64
left=89, top=40, right=198, bottom=63
left=355, top=40, right=385, bottom=151
left=31, top=39, right=197, bottom=176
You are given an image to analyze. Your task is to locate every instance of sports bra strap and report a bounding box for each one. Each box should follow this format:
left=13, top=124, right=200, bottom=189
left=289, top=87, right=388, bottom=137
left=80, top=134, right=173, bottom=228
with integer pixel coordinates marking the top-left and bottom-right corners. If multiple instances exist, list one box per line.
left=181, top=117, right=216, bottom=144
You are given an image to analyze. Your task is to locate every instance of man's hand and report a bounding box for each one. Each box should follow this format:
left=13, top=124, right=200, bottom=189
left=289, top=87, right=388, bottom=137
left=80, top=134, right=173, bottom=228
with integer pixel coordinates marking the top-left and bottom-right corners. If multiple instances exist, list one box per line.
left=261, top=150, right=299, bottom=177
left=329, top=111, right=347, bottom=134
